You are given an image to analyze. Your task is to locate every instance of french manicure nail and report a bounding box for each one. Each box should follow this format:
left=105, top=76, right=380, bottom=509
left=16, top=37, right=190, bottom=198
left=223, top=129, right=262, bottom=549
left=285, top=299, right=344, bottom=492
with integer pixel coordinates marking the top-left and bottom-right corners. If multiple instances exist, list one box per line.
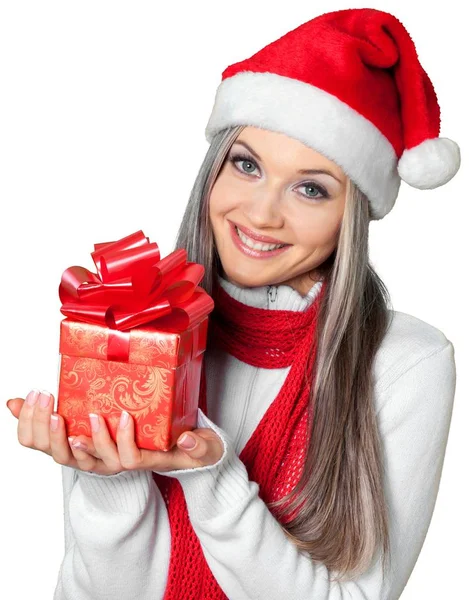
left=119, top=411, right=129, bottom=429
left=50, top=414, right=59, bottom=431
left=89, top=413, right=100, bottom=433
left=178, top=433, right=197, bottom=450
left=26, top=389, right=40, bottom=406
left=39, top=390, right=51, bottom=408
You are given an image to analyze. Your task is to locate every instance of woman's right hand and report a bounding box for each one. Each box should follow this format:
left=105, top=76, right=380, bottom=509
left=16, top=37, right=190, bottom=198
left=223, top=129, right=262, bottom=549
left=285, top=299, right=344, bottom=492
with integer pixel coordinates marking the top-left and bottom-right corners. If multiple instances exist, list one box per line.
left=7, top=389, right=223, bottom=475
left=6, top=389, right=123, bottom=475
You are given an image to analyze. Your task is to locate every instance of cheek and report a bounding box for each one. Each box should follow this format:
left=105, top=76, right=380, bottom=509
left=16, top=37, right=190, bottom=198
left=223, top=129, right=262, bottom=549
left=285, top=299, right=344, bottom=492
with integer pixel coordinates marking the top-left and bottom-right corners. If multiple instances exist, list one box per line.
left=294, top=205, right=343, bottom=249
left=209, top=170, right=249, bottom=219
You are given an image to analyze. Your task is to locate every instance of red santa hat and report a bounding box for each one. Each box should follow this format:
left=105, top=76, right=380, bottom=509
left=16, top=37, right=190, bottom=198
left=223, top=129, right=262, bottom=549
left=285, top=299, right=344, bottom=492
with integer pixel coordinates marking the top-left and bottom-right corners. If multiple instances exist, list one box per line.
left=205, top=8, right=460, bottom=220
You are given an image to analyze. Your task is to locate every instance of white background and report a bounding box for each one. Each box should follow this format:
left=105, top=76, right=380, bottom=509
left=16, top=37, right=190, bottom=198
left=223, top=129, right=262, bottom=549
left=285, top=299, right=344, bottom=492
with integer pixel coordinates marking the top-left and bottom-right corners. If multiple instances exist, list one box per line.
left=1, top=1, right=466, bottom=598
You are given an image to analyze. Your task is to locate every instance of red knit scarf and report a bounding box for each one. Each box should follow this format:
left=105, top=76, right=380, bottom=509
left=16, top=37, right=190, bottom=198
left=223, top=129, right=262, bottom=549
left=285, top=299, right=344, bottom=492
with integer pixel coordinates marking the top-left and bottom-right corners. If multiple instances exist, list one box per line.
left=153, top=278, right=326, bottom=599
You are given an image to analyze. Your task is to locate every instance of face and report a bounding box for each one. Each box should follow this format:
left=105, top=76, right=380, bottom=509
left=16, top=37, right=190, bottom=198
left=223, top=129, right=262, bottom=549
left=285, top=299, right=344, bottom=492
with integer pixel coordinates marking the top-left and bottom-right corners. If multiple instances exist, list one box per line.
left=208, top=126, right=348, bottom=295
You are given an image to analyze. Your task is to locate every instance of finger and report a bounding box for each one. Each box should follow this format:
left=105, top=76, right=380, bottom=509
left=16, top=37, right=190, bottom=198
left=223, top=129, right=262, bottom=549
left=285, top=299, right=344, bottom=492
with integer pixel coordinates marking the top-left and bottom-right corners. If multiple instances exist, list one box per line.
left=32, top=390, right=55, bottom=453
left=67, top=433, right=101, bottom=459
left=87, top=412, right=123, bottom=472
left=17, top=389, right=41, bottom=448
left=6, top=397, right=23, bottom=419
left=68, top=438, right=99, bottom=472
left=115, top=410, right=144, bottom=469
left=48, top=412, right=78, bottom=466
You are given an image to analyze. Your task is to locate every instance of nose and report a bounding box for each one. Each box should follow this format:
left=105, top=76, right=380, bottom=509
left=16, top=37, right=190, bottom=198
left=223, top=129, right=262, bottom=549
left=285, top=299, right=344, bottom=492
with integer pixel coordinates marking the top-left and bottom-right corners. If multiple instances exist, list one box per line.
left=242, top=185, right=284, bottom=229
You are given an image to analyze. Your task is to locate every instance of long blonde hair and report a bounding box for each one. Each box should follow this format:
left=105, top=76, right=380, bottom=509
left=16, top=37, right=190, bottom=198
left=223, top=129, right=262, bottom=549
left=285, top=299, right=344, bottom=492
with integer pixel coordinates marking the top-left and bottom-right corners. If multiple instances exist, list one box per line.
left=174, top=125, right=393, bottom=582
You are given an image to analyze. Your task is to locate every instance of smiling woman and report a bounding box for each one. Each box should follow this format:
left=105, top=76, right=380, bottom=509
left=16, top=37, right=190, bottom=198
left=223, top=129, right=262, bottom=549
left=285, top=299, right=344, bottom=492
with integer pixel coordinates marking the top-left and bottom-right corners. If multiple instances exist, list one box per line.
left=209, top=127, right=347, bottom=294
left=9, top=7, right=460, bottom=600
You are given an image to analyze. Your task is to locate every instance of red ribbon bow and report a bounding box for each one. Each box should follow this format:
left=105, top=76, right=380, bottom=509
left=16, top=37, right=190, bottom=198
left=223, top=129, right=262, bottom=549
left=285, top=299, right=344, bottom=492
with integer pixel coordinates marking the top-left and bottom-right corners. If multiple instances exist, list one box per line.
left=59, top=230, right=214, bottom=361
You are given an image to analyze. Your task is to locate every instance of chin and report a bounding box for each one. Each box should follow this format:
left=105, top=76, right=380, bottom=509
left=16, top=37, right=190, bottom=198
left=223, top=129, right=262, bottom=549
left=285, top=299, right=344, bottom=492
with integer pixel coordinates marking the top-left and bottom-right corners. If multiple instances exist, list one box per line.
left=220, top=268, right=270, bottom=289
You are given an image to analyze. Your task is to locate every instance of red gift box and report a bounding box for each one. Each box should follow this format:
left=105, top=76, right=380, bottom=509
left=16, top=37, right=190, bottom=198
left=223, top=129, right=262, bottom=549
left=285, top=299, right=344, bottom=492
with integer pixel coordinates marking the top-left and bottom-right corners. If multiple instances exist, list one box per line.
left=56, top=230, right=214, bottom=451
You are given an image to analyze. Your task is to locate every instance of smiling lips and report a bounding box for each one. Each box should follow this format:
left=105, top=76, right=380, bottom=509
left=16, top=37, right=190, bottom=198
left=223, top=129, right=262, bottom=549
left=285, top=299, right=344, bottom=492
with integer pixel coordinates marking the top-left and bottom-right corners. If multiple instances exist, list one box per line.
left=229, top=221, right=291, bottom=259
left=236, top=226, right=286, bottom=250
left=233, top=221, right=289, bottom=245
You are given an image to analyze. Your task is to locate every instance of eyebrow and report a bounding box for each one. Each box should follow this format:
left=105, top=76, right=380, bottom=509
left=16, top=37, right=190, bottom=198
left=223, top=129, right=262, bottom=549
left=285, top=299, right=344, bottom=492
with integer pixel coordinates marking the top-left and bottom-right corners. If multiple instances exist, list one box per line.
left=232, top=140, right=344, bottom=184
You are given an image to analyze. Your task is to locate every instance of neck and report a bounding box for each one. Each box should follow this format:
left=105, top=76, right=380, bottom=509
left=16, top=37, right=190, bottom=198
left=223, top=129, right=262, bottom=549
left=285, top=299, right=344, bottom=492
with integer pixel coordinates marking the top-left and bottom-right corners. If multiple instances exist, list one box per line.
left=216, top=273, right=323, bottom=312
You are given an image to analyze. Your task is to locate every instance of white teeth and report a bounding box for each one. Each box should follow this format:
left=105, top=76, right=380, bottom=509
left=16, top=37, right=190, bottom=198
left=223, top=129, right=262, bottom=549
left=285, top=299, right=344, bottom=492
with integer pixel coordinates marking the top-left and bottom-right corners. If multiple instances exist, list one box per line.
left=235, top=226, right=285, bottom=251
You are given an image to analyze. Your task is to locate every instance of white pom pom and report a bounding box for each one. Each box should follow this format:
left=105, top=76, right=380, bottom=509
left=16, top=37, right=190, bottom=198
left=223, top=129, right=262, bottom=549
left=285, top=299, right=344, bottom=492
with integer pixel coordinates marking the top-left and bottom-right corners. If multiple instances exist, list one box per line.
left=397, top=137, right=461, bottom=189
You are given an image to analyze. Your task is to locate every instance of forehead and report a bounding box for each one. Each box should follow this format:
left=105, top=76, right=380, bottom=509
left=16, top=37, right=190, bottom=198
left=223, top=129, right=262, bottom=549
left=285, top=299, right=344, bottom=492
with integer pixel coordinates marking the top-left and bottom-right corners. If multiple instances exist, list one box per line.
left=233, top=126, right=345, bottom=179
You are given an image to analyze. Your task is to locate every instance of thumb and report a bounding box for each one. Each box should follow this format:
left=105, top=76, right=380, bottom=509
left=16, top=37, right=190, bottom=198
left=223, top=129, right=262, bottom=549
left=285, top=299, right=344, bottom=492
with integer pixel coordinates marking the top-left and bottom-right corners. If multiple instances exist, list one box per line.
left=176, top=427, right=225, bottom=466
left=177, top=432, right=198, bottom=451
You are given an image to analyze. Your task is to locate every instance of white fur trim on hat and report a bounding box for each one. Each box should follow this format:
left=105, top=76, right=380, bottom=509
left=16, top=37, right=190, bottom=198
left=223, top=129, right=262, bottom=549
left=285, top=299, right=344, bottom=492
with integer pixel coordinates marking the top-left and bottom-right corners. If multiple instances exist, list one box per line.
left=205, top=71, right=401, bottom=221
left=397, top=137, right=461, bottom=189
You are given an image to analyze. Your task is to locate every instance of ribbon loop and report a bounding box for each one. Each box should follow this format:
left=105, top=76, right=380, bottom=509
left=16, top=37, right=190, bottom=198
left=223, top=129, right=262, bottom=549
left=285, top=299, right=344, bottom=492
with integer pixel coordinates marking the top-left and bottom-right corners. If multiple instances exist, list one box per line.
left=59, top=230, right=214, bottom=361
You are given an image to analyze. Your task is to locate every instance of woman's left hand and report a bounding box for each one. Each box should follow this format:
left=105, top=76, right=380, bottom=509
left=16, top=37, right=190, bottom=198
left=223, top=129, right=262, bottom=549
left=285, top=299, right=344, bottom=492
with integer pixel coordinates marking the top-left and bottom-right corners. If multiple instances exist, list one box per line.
left=6, top=393, right=225, bottom=476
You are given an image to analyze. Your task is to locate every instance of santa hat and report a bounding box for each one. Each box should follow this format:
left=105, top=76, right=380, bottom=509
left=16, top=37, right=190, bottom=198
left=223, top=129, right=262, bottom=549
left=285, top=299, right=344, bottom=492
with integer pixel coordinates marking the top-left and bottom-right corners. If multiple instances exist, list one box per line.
left=205, top=8, right=460, bottom=220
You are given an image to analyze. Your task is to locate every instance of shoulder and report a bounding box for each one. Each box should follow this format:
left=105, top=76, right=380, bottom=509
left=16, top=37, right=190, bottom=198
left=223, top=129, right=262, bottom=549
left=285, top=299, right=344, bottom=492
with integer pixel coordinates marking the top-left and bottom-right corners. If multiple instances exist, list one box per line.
left=372, top=309, right=455, bottom=395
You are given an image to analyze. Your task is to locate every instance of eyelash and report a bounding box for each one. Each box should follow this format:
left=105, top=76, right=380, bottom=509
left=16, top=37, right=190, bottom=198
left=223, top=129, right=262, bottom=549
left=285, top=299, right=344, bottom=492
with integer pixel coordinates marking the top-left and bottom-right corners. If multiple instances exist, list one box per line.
left=228, top=152, right=330, bottom=200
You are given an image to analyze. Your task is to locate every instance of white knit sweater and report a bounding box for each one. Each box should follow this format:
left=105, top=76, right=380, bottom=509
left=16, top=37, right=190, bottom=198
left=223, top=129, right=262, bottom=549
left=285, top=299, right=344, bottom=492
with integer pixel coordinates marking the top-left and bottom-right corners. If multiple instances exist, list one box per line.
left=53, top=275, right=456, bottom=600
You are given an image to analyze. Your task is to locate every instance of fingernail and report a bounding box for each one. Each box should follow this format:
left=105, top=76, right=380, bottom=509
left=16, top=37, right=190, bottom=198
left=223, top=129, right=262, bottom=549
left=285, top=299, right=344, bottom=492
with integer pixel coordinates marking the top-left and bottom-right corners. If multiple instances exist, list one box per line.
left=39, top=390, right=51, bottom=408
left=50, top=414, right=59, bottom=431
left=119, top=410, right=129, bottom=429
left=89, top=413, right=100, bottom=433
left=72, top=439, right=87, bottom=451
left=178, top=433, right=197, bottom=450
left=26, top=389, right=40, bottom=406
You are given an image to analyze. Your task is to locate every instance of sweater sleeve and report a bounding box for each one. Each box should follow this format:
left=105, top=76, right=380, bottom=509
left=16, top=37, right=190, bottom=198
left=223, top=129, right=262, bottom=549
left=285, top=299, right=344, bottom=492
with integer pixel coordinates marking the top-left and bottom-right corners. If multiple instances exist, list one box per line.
left=162, top=341, right=456, bottom=600
left=52, top=407, right=233, bottom=600
left=53, top=466, right=171, bottom=600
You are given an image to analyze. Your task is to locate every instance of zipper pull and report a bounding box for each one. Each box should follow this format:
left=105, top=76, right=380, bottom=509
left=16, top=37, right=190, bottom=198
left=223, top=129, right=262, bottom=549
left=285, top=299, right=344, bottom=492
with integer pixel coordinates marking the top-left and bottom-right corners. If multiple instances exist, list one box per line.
left=268, top=285, right=278, bottom=304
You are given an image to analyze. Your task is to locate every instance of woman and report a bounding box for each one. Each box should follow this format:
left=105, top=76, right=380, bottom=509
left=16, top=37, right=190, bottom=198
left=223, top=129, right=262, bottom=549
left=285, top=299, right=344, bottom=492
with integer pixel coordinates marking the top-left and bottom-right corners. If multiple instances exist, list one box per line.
left=6, top=8, right=460, bottom=600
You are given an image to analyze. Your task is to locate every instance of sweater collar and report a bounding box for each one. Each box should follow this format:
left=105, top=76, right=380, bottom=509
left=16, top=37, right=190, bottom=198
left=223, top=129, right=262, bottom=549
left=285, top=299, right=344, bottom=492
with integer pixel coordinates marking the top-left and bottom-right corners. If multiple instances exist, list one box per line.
left=216, top=273, right=323, bottom=312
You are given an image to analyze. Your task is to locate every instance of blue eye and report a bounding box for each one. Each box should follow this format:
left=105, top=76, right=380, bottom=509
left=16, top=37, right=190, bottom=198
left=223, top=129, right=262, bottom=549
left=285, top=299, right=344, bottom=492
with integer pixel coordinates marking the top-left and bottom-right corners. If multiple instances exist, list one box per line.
left=228, top=152, right=330, bottom=201
left=229, top=153, right=260, bottom=175
left=297, top=182, right=329, bottom=200
left=240, top=160, right=257, bottom=174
